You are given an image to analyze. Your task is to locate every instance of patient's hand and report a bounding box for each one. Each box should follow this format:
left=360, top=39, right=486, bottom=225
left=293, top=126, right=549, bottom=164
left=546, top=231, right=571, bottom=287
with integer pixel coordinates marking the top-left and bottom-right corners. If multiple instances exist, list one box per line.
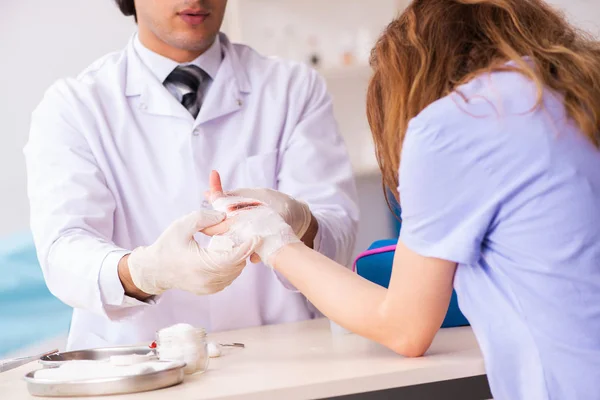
left=202, top=170, right=317, bottom=245
left=200, top=171, right=266, bottom=261
left=200, top=170, right=263, bottom=236
left=200, top=174, right=264, bottom=236
left=202, top=212, right=262, bottom=264
left=202, top=171, right=301, bottom=266
left=201, top=200, right=262, bottom=237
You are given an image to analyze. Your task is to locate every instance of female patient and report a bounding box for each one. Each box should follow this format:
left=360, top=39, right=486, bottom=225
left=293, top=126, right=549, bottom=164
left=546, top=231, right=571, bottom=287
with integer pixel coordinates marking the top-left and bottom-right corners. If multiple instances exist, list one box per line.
left=208, top=0, right=600, bottom=398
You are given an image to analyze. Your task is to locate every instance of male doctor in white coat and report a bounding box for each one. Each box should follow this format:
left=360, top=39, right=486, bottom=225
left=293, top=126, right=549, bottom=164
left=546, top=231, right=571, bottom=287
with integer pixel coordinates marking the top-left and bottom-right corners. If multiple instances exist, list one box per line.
left=24, top=0, right=358, bottom=351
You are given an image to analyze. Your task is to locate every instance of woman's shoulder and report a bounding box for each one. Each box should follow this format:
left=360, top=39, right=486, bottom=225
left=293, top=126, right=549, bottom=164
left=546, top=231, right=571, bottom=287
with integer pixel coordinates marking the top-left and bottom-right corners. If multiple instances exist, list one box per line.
left=403, top=65, right=561, bottom=180
left=413, top=67, right=542, bottom=131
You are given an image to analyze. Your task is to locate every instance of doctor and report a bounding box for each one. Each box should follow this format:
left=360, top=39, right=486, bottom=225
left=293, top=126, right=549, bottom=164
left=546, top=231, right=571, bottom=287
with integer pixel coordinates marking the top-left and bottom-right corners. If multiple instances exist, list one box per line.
left=24, top=0, right=358, bottom=351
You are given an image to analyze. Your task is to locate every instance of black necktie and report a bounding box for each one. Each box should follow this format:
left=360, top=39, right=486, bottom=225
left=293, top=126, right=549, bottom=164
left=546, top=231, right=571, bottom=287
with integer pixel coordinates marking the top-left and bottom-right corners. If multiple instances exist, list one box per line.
left=164, top=65, right=207, bottom=118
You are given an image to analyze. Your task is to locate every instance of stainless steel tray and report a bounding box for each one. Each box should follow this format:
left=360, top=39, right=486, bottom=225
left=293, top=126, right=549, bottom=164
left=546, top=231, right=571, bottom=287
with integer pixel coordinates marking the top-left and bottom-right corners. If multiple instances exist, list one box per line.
left=24, top=360, right=185, bottom=397
left=39, top=346, right=155, bottom=367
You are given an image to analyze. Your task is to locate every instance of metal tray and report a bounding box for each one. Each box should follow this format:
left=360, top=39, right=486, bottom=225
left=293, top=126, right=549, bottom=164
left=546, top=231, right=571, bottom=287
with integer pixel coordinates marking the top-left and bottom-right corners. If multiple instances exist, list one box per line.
left=39, top=346, right=155, bottom=368
left=24, top=360, right=185, bottom=397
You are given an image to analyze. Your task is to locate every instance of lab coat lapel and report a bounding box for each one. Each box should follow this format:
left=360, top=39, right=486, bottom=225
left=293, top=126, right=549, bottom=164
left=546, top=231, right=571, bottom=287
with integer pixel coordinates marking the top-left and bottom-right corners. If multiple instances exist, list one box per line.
left=125, top=38, right=194, bottom=121
left=141, top=84, right=192, bottom=120
left=195, top=33, right=252, bottom=126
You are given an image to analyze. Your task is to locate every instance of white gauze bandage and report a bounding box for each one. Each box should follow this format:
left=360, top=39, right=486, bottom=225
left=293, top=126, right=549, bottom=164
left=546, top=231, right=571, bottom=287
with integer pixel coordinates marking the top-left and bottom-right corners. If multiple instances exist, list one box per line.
left=225, top=188, right=312, bottom=239
left=210, top=195, right=301, bottom=266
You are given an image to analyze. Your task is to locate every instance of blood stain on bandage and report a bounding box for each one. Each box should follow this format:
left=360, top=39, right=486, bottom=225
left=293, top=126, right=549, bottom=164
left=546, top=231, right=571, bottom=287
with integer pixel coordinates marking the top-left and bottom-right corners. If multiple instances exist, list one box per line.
left=227, top=201, right=263, bottom=212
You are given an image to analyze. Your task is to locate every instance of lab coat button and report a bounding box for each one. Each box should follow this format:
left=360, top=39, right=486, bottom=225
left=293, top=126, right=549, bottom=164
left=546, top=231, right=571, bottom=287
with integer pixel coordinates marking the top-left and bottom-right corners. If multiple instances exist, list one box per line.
left=201, top=200, right=209, bottom=208
left=139, top=103, right=147, bottom=110
left=193, top=128, right=200, bottom=136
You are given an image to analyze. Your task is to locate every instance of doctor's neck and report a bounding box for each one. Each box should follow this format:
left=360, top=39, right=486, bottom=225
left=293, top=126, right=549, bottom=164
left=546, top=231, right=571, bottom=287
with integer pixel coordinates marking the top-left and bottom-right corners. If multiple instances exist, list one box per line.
left=137, top=26, right=217, bottom=63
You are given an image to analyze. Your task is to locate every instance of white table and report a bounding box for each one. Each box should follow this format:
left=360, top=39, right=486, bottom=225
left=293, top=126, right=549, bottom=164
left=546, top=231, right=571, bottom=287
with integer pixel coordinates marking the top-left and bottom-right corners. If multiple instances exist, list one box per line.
left=1, top=319, right=489, bottom=400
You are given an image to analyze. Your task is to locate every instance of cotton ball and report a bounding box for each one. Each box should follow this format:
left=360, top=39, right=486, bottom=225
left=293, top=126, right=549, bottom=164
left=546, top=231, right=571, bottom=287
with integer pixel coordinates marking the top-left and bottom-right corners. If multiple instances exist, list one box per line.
left=110, top=353, right=155, bottom=366
left=35, top=368, right=60, bottom=380
left=34, top=362, right=139, bottom=381
left=159, top=323, right=195, bottom=335
left=207, top=342, right=221, bottom=358
left=131, top=364, right=155, bottom=375
left=110, top=355, right=137, bottom=366
left=156, top=323, right=207, bottom=375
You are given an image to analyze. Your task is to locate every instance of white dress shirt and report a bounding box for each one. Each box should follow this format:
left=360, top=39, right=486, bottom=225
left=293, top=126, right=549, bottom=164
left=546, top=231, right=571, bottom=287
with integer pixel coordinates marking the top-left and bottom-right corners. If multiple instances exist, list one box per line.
left=133, top=33, right=222, bottom=104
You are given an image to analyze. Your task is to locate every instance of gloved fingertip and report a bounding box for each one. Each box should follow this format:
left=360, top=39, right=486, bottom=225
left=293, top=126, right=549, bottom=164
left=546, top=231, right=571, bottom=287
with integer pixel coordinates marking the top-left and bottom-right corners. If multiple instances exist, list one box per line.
left=235, top=236, right=261, bottom=257
left=201, top=209, right=227, bottom=224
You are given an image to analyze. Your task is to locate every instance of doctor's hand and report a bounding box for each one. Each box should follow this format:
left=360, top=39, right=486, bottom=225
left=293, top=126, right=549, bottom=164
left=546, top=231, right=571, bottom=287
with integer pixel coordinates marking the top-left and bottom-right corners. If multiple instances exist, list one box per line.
left=123, top=210, right=260, bottom=297
left=203, top=171, right=319, bottom=249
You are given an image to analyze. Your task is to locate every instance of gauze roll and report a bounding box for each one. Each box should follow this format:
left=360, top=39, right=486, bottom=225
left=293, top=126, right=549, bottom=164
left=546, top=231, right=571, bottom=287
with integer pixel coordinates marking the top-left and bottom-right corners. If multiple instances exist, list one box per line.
left=211, top=195, right=301, bottom=267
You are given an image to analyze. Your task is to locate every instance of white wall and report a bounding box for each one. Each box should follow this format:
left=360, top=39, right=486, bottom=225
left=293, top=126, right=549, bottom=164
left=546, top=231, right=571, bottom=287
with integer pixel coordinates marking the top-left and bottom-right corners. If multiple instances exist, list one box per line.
left=0, top=1, right=135, bottom=237
left=548, top=0, right=600, bottom=36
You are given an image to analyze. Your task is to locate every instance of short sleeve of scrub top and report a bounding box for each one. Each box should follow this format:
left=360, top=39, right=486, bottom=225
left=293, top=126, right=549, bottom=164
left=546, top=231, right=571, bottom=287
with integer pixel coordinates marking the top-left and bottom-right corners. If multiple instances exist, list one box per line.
left=398, top=111, right=500, bottom=266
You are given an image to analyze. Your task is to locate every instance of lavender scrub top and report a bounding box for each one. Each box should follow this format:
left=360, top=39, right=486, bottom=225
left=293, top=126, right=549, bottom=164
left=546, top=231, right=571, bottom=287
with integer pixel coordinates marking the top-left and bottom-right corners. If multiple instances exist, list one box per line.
left=398, top=64, right=600, bottom=399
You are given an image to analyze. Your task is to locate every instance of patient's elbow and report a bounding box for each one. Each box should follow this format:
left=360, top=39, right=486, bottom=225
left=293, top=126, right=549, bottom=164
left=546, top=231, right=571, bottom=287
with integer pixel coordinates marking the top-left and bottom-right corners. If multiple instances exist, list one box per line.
left=384, top=337, right=428, bottom=358
left=375, top=304, right=437, bottom=357
left=380, top=328, right=432, bottom=358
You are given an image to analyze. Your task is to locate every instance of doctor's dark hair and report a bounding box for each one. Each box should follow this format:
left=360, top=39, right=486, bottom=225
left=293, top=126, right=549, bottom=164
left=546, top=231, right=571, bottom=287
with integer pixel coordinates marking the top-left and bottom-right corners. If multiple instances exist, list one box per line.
left=367, top=0, right=600, bottom=207
left=114, top=0, right=137, bottom=22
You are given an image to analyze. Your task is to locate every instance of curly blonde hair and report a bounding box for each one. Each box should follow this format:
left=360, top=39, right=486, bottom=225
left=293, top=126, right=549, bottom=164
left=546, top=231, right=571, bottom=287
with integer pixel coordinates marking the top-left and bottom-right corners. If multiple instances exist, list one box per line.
left=367, top=0, right=600, bottom=205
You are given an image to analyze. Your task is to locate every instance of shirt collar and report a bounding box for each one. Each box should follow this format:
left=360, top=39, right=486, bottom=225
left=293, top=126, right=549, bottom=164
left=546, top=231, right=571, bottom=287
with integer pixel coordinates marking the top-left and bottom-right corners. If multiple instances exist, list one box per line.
left=133, top=33, right=223, bottom=83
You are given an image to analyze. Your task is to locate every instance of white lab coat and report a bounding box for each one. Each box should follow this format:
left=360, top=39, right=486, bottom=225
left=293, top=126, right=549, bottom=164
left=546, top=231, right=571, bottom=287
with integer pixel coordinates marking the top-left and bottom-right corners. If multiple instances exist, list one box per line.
left=24, top=33, right=359, bottom=351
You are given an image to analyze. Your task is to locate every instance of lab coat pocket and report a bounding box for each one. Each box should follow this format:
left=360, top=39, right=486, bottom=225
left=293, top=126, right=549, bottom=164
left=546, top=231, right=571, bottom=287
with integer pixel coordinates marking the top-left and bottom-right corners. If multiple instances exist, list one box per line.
left=243, top=150, right=279, bottom=188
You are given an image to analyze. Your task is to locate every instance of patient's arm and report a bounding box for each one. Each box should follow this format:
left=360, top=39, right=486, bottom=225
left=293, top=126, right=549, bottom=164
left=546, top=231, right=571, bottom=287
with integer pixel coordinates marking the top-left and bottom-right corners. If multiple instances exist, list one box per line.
left=272, top=240, right=457, bottom=357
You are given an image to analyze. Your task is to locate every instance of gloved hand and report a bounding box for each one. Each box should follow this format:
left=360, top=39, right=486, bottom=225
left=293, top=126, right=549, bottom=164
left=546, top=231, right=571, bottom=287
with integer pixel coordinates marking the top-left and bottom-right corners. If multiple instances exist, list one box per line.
left=127, top=210, right=260, bottom=296
left=211, top=194, right=302, bottom=267
left=224, top=188, right=313, bottom=239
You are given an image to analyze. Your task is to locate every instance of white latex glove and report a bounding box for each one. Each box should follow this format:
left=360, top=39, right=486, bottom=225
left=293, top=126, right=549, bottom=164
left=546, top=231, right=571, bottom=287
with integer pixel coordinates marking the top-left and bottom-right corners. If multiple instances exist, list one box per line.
left=223, top=188, right=312, bottom=239
left=127, top=210, right=260, bottom=296
left=211, top=195, right=302, bottom=267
